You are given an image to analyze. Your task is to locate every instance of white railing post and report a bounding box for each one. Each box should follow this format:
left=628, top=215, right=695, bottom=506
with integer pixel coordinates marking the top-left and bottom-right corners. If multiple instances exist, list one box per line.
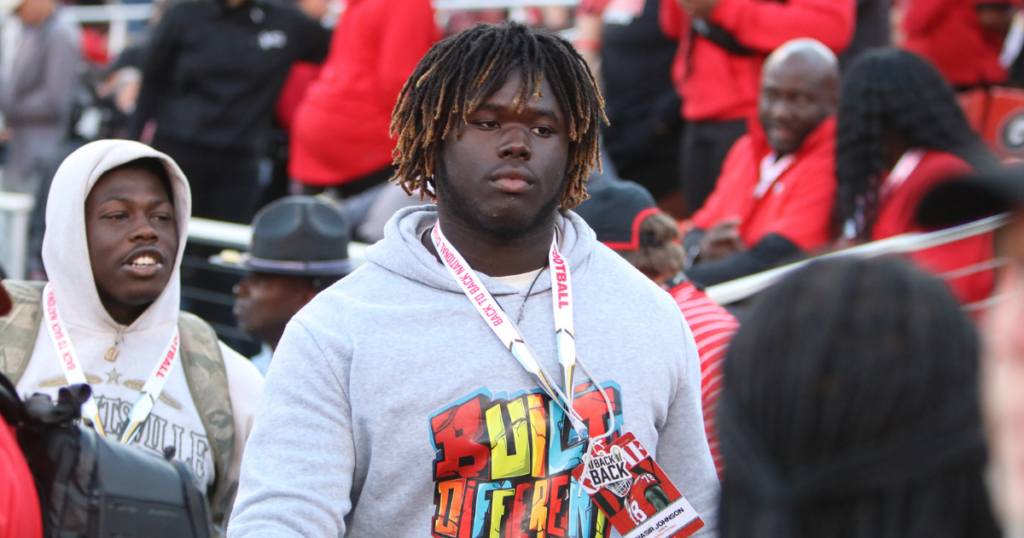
left=108, top=18, right=128, bottom=59
left=0, top=191, right=35, bottom=280
left=0, top=16, right=21, bottom=84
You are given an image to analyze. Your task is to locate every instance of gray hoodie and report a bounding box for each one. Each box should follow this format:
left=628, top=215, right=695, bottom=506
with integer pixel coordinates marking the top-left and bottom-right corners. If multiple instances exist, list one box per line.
left=229, top=206, right=719, bottom=537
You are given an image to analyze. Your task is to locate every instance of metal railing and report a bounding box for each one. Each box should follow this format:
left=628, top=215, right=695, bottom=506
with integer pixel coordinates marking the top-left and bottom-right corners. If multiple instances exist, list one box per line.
left=703, top=213, right=1011, bottom=306
left=188, top=217, right=368, bottom=260
left=3, top=186, right=1004, bottom=306
left=0, top=198, right=369, bottom=345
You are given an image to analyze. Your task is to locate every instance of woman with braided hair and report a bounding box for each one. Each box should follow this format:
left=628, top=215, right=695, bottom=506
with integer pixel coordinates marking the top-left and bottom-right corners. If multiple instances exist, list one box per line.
left=718, top=256, right=1000, bottom=538
left=834, top=48, right=999, bottom=308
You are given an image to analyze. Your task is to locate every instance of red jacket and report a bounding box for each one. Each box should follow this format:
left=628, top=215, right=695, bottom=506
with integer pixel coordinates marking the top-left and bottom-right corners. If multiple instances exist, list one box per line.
left=0, top=423, right=41, bottom=538
left=659, top=0, right=854, bottom=122
left=902, top=0, right=1012, bottom=88
left=872, top=150, right=995, bottom=307
left=289, top=0, right=440, bottom=186
left=276, top=62, right=323, bottom=133
left=691, top=116, right=838, bottom=251
left=670, top=281, right=737, bottom=478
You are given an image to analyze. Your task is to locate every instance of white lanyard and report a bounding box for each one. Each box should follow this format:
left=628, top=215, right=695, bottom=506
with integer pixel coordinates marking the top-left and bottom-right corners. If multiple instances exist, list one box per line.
left=550, top=243, right=577, bottom=417
left=843, top=149, right=927, bottom=240
left=43, top=283, right=180, bottom=445
left=755, top=151, right=796, bottom=199
left=880, top=148, right=926, bottom=202
left=434, top=223, right=637, bottom=536
left=431, top=223, right=588, bottom=436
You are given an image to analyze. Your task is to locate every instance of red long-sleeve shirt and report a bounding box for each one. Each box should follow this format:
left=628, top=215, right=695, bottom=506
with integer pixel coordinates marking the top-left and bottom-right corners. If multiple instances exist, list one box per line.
left=902, top=0, right=1012, bottom=88
left=0, top=423, right=41, bottom=538
left=659, top=0, right=855, bottom=121
left=670, top=281, right=737, bottom=477
left=275, top=62, right=323, bottom=133
left=691, top=117, right=838, bottom=251
left=289, top=0, right=440, bottom=186
left=873, top=150, right=995, bottom=307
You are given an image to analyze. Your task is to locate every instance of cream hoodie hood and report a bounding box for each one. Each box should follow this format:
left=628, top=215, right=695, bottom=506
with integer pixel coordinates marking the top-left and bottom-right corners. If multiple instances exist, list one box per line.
left=18, top=140, right=263, bottom=501
left=42, top=139, right=190, bottom=337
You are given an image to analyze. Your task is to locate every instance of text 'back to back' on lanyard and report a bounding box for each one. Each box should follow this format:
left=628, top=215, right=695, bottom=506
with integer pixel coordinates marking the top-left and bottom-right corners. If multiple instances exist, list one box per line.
left=43, top=283, right=180, bottom=446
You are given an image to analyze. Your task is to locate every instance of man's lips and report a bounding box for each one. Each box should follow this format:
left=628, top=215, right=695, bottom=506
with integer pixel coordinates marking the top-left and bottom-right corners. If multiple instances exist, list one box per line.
left=493, top=177, right=532, bottom=193
left=767, top=125, right=797, bottom=142
left=122, top=249, right=165, bottom=278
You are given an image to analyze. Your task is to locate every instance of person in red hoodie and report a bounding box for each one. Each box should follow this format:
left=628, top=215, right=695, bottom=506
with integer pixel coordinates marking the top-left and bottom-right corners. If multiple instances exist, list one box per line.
left=902, top=0, right=1016, bottom=89
left=659, top=0, right=853, bottom=216
left=682, top=39, right=840, bottom=287
left=835, top=48, right=1000, bottom=309
left=289, top=0, right=440, bottom=197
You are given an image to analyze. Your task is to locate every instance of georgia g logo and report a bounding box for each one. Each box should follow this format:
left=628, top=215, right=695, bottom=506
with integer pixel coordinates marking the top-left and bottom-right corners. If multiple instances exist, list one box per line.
left=1000, top=109, right=1024, bottom=153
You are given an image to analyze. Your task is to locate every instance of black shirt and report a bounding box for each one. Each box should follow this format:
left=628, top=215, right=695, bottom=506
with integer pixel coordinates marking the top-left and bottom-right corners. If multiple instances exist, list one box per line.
left=837, top=0, right=891, bottom=71
left=129, top=0, right=331, bottom=152
left=599, top=0, right=681, bottom=168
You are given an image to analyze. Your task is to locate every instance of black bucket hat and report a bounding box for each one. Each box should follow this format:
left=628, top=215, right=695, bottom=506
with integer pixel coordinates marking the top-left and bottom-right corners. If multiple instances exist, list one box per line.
left=916, top=166, right=1024, bottom=229
left=211, top=196, right=352, bottom=276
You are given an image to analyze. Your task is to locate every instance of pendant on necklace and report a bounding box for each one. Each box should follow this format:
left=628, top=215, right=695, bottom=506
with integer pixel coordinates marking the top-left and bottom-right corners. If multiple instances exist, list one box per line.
left=104, top=347, right=119, bottom=363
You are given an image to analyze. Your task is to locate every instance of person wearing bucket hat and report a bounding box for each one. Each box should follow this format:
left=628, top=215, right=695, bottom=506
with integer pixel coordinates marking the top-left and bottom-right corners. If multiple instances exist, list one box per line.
left=575, top=179, right=737, bottom=477
left=916, top=167, right=1024, bottom=538
left=212, top=196, right=352, bottom=375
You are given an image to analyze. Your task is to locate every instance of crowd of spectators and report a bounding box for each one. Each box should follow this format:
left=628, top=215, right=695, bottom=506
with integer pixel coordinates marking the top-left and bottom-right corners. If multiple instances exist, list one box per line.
left=3, top=0, right=1024, bottom=537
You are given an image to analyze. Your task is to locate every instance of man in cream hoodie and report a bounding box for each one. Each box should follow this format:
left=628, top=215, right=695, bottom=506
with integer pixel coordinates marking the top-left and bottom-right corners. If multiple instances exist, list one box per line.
left=0, top=139, right=264, bottom=533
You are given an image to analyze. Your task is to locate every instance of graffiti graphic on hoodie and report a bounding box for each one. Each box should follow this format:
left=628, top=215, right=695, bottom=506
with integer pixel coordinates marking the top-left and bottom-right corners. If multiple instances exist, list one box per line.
left=429, top=383, right=623, bottom=538
left=94, top=394, right=211, bottom=480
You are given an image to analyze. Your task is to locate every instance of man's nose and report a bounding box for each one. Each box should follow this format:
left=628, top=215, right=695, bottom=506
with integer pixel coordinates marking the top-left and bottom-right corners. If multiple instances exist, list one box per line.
left=497, top=127, right=532, bottom=160
left=769, top=98, right=794, bottom=122
left=131, top=216, right=159, bottom=241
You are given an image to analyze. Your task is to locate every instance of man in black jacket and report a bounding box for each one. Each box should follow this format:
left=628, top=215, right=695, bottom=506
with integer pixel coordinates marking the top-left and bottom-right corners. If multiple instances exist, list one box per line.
left=129, top=0, right=331, bottom=224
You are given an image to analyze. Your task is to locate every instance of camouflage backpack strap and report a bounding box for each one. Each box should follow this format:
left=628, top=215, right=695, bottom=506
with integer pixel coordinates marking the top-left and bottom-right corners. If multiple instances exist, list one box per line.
left=177, top=311, right=236, bottom=530
left=0, top=280, right=46, bottom=385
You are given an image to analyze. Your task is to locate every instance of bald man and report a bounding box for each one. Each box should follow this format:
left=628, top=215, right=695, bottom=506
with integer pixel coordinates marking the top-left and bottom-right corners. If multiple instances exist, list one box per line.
left=682, top=39, right=841, bottom=286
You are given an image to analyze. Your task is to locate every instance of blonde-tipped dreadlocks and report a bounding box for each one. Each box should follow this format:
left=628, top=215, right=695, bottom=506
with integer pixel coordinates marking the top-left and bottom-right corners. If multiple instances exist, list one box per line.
left=390, top=21, right=606, bottom=210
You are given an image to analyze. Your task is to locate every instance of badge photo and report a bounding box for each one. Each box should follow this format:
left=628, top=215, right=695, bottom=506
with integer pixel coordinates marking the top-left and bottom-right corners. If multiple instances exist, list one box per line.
left=572, top=433, right=704, bottom=538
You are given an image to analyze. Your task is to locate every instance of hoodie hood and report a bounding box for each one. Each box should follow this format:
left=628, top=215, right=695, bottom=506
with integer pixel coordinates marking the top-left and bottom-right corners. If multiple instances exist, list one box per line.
left=364, top=205, right=597, bottom=296
left=42, top=139, right=191, bottom=334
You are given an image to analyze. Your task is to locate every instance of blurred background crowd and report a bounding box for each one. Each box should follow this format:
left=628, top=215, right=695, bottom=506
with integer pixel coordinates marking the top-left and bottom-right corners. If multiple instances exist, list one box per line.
left=0, top=0, right=1021, bottom=355
left=0, top=0, right=1020, bottom=391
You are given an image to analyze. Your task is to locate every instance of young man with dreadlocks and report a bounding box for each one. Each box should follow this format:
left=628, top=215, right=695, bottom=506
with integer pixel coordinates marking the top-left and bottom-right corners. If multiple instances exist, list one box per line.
left=229, top=21, right=719, bottom=538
